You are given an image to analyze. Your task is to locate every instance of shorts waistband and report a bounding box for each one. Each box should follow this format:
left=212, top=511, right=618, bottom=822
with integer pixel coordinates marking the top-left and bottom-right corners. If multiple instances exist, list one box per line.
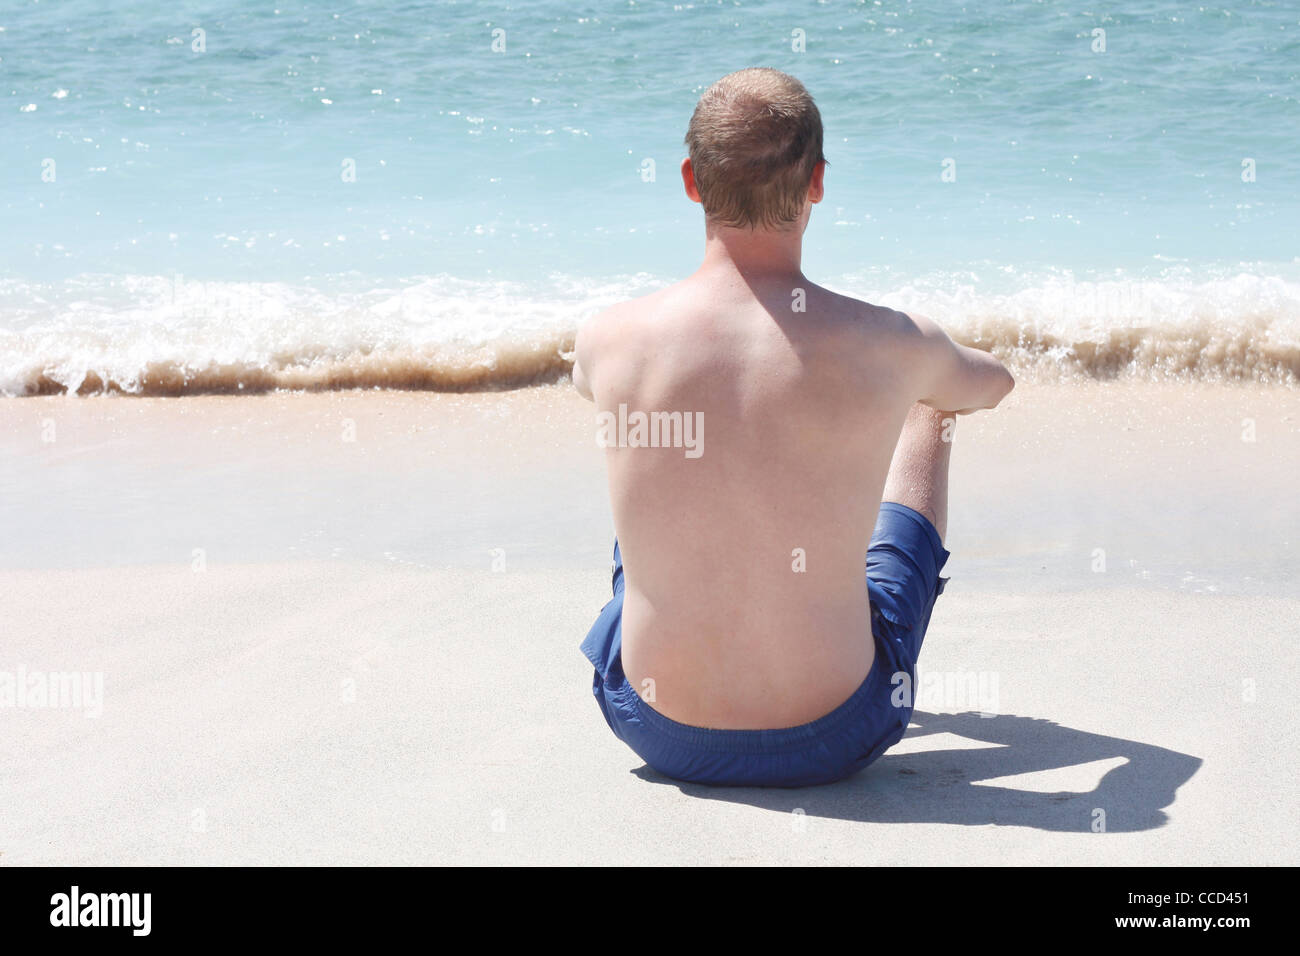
left=616, top=658, right=891, bottom=754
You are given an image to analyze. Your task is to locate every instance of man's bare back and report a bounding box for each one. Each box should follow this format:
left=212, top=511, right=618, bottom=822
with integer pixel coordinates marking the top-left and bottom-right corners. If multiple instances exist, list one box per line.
left=573, top=68, right=1013, bottom=755
left=575, top=265, right=1013, bottom=729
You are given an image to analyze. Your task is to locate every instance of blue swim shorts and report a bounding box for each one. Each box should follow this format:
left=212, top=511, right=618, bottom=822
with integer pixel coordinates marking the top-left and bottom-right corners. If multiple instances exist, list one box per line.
left=579, top=502, right=950, bottom=787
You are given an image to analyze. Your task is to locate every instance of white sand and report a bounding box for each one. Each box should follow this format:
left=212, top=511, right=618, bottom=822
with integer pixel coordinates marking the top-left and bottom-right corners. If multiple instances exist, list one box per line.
left=1, top=383, right=1296, bottom=864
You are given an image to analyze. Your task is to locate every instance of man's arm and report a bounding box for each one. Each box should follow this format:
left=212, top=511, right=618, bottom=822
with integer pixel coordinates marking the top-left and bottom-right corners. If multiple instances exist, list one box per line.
left=905, top=311, right=1014, bottom=414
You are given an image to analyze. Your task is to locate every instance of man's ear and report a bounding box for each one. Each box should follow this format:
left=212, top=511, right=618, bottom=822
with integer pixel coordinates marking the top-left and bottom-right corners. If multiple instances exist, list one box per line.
left=808, top=160, right=826, bottom=204
left=681, top=158, right=703, bottom=204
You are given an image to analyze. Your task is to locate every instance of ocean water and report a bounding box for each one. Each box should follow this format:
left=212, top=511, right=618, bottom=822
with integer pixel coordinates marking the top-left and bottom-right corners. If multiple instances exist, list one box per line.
left=2, top=0, right=1298, bottom=394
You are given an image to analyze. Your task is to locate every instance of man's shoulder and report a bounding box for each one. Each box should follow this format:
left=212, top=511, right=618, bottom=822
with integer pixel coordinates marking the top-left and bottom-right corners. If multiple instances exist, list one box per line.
left=576, top=284, right=677, bottom=354
left=801, top=293, right=935, bottom=390
left=584, top=283, right=674, bottom=326
left=576, top=292, right=662, bottom=399
left=813, top=289, right=919, bottom=341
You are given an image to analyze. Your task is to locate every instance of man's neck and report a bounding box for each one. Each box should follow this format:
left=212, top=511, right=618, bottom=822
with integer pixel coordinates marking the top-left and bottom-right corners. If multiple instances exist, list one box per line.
left=697, top=221, right=805, bottom=283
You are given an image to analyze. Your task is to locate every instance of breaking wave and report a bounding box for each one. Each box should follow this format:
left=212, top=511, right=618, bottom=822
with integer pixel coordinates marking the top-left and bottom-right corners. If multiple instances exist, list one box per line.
left=2, top=269, right=1297, bottom=395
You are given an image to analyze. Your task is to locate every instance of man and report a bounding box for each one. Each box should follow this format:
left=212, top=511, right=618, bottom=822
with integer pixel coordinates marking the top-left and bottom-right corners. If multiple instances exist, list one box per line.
left=572, top=68, right=1014, bottom=787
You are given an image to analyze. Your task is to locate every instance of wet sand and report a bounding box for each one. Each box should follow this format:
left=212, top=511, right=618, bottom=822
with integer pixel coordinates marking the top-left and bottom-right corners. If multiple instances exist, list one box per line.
left=0, top=382, right=1296, bottom=863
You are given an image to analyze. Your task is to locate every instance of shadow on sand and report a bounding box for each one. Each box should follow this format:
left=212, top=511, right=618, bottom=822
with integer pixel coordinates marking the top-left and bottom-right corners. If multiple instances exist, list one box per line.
left=632, top=711, right=1202, bottom=832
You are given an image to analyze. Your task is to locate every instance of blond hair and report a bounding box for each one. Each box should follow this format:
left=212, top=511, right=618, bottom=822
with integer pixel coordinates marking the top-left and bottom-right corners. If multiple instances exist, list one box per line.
left=684, top=68, right=826, bottom=230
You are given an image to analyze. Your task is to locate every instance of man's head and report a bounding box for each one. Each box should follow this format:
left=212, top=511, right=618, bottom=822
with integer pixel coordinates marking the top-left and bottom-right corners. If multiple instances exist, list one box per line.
left=683, top=68, right=826, bottom=232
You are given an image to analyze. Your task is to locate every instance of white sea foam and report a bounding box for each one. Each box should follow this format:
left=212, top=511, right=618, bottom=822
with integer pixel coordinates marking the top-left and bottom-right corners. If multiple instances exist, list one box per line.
left=1, top=269, right=1296, bottom=395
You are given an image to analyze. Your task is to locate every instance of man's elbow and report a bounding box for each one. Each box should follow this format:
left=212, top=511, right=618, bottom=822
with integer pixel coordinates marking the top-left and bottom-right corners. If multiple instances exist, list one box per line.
left=987, top=362, right=1015, bottom=408
left=964, top=348, right=1014, bottom=411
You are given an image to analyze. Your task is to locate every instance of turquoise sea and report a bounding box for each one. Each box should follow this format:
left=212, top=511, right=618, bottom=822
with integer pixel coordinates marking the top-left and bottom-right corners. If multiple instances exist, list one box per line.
left=2, top=0, right=1298, bottom=393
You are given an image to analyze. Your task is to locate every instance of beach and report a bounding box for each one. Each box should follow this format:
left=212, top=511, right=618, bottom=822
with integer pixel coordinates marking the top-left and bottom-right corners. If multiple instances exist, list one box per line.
left=3, top=382, right=1296, bottom=864
left=4, top=0, right=1299, bottom=870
